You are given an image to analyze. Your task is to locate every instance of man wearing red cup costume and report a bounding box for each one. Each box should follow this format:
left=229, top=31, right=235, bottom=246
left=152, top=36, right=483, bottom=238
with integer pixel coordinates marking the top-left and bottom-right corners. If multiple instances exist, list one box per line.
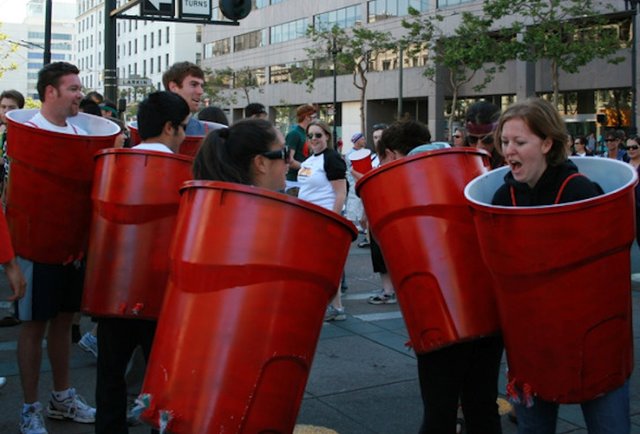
left=14, top=62, right=95, bottom=434
left=95, top=91, right=190, bottom=434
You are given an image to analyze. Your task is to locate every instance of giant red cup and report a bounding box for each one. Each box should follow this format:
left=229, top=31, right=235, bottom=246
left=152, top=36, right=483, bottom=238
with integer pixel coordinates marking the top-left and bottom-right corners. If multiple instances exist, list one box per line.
left=464, top=157, right=636, bottom=402
left=349, top=148, right=373, bottom=174
left=5, top=110, right=120, bottom=263
left=141, top=181, right=357, bottom=433
left=82, top=149, right=194, bottom=319
left=356, top=148, right=497, bottom=353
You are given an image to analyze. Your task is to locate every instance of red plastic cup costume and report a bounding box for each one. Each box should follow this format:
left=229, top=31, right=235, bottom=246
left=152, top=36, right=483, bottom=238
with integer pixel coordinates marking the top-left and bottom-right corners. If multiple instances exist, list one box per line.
left=464, top=157, right=636, bottom=403
left=82, top=149, right=194, bottom=319
left=140, top=181, right=357, bottom=433
left=356, top=148, right=498, bottom=354
left=5, top=109, right=120, bottom=264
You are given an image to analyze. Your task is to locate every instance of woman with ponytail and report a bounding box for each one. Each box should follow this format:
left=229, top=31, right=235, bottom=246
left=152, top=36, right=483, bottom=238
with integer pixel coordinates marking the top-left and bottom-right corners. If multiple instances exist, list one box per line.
left=194, top=118, right=289, bottom=191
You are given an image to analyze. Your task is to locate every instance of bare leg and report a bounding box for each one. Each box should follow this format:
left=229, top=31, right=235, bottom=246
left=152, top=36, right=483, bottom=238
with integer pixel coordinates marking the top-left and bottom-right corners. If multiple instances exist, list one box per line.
left=18, top=320, right=47, bottom=403
left=47, top=312, right=73, bottom=391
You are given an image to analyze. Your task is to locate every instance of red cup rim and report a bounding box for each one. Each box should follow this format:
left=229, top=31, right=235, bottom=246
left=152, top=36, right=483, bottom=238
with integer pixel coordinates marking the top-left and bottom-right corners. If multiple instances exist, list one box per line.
left=356, top=147, right=490, bottom=196
left=180, top=180, right=358, bottom=240
left=94, top=147, right=195, bottom=163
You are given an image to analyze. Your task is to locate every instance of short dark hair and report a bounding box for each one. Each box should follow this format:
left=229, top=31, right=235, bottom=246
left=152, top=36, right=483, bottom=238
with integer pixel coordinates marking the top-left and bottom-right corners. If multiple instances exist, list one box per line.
left=376, top=119, right=431, bottom=157
left=193, top=119, right=278, bottom=184
left=465, top=101, right=500, bottom=130
left=245, top=103, right=267, bottom=118
left=79, top=97, right=102, bottom=116
left=0, top=89, right=25, bottom=109
left=162, top=61, right=204, bottom=90
left=198, top=106, right=229, bottom=125
left=36, top=62, right=80, bottom=101
left=85, top=91, right=104, bottom=104
left=137, top=91, right=190, bottom=140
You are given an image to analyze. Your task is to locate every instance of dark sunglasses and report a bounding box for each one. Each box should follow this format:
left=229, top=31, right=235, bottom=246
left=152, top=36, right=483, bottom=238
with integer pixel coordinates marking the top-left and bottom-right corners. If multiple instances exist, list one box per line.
left=467, top=134, right=493, bottom=145
left=307, top=132, right=324, bottom=140
left=605, top=138, right=617, bottom=142
left=453, top=135, right=462, bottom=139
left=626, top=145, right=640, bottom=151
left=261, top=146, right=290, bottom=161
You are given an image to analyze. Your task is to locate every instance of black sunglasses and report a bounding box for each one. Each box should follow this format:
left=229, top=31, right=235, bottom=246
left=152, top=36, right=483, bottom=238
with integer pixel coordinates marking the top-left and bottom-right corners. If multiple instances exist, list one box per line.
left=453, top=135, right=462, bottom=139
left=307, top=132, right=324, bottom=140
left=261, top=146, right=290, bottom=161
left=468, top=134, right=493, bottom=145
left=605, top=138, right=617, bottom=142
left=627, top=145, right=639, bottom=151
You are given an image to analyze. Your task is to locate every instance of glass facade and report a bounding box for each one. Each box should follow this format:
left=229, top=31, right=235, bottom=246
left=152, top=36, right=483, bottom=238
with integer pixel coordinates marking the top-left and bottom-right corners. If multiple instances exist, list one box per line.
left=368, top=0, right=429, bottom=23
left=314, top=5, right=361, bottom=30
left=234, top=29, right=269, bottom=52
left=270, top=18, right=308, bottom=44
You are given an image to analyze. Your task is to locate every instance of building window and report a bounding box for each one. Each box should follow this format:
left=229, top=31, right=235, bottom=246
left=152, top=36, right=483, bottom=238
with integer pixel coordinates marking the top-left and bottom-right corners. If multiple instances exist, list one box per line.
left=150, top=57, right=154, bottom=74
left=205, top=38, right=231, bottom=58
left=165, top=53, right=169, bottom=68
left=270, top=18, right=308, bottom=44
left=144, top=35, right=147, bottom=50
left=166, top=26, right=170, bottom=43
left=150, top=33, right=154, bottom=48
left=436, top=0, right=473, bottom=7
left=368, top=0, right=428, bottom=23
left=158, top=29, right=162, bottom=46
left=233, top=29, right=268, bottom=52
left=314, top=5, right=362, bottom=30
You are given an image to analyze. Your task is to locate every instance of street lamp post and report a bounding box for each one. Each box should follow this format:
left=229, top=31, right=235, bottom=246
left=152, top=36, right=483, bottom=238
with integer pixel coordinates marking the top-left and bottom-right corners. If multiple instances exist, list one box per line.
left=625, top=0, right=639, bottom=133
left=330, top=35, right=341, bottom=147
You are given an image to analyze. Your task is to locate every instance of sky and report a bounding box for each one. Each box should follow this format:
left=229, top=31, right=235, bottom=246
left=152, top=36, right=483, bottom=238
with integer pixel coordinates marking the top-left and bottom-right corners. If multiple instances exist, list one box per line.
left=0, top=0, right=76, bottom=24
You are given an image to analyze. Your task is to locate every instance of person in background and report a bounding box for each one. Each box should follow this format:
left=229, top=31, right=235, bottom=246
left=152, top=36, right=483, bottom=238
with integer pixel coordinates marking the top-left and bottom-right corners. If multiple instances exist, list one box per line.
left=95, top=91, right=190, bottom=434
left=297, top=120, right=347, bottom=321
left=79, top=98, right=102, bottom=117
left=99, top=100, right=118, bottom=119
left=162, top=61, right=206, bottom=136
left=198, top=106, right=229, bottom=126
left=365, top=122, right=396, bottom=305
left=0, top=89, right=25, bottom=207
left=600, top=129, right=628, bottom=161
left=492, top=97, right=629, bottom=434
left=244, top=102, right=268, bottom=120
left=345, top=132, right=368, bottom=246
left=452, top=127, right=467, bottom=147
left=572, top=136, right=593, bottom=156
left=285, top=104, right=317, bottom=188
left=466, top=101, right=503, bottom=169
left=85, top=91, right=104, bottom=105
left=15, top=61, right=95, bottom=434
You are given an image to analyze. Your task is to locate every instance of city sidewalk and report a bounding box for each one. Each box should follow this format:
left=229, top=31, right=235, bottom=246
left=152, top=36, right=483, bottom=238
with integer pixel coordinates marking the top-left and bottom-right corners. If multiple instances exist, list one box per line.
left=0, top=236, right=638, bottom=433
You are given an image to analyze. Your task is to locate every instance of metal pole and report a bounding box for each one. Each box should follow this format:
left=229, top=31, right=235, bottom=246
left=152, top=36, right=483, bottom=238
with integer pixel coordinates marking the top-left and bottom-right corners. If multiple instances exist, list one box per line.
left=397, top=46, right=403, bottom=120
left=43, top=0, right=52, bottom=65
left=104, top=0, right=118, bottom=102
left=332, top=35, right=338, bottom=147
left=632, top=1, right=638, bottom=133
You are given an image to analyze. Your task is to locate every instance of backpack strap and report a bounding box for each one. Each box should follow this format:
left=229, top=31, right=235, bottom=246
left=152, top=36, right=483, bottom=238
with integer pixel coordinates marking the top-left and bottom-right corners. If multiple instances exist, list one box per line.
left=509, top=172, right=584, bottom=206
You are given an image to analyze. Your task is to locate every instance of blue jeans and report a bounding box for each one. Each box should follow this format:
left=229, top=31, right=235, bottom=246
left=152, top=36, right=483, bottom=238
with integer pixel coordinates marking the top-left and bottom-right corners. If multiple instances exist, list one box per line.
left=514, top=381, right=629, bottom=434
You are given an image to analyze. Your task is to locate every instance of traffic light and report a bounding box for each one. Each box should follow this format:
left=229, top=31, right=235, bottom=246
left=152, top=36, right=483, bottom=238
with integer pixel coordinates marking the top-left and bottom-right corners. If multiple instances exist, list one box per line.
left=219, top=0, right=251, bottom=21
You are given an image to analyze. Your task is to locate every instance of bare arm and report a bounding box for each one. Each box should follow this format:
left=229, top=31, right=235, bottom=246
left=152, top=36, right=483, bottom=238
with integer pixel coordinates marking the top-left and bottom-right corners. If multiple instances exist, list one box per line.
left=288, top=149, right=301, bottom=170
left=3, top=258, right=25, bottom=301
left=330, top=179, right=347, bottom=215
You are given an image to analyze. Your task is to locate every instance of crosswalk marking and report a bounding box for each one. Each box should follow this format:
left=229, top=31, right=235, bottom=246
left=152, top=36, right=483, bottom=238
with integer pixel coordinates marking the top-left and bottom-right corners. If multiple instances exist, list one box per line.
left=353, top=311, right=403, bottom=321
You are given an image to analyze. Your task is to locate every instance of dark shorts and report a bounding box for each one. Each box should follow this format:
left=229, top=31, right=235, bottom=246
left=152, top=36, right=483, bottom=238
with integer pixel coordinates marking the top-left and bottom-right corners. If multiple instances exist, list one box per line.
left=370, top=237, right=387, bottom=274
left=15, top=257, right=85, bottom=321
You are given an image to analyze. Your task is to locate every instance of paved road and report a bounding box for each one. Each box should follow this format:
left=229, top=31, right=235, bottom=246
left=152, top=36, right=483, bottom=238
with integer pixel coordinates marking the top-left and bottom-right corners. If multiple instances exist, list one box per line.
left=0, top=235, right=639, bottom=433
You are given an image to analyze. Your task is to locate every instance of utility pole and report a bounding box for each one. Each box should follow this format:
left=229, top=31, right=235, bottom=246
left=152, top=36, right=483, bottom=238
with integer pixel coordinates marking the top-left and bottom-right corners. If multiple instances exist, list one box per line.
left=104, top=0, right=118, bottom=103
left=43, top=0, right=52, bottom=65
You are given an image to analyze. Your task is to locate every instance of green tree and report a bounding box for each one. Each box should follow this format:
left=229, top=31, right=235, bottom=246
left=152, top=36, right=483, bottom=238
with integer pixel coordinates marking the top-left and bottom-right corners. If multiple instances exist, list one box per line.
left=306, top=24, right=395, bottom=133
left=205, top=66, right=263, bottom=107
left=0, top=25, right=18, bottom=79
left=484, top=0, right=624, bottom=108
left=402, top=8, right=517, bottom=139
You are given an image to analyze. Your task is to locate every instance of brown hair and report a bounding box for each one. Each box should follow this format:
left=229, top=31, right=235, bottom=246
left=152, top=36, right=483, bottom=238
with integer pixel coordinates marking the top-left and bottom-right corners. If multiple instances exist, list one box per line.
left=296, top=104, right=316, bottom=123
left=162, top=61, right=204, bottom=90
left=494, top=98, right=568, bottom=166
left=306, top=119, right=333, bottom=149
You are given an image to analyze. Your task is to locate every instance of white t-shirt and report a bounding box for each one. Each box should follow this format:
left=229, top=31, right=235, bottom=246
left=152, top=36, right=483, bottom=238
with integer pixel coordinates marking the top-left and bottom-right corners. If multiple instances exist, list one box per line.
left=26, top=112, right=87, bottom=135
left=132, top=143, right=173, bottom=154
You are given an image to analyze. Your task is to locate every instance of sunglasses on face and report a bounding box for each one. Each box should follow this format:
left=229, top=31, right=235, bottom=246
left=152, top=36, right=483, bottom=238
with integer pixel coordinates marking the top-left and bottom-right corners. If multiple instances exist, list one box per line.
left=605, top=138, right=617, bottom=142
left=261, top=146, right=290, bottom=162
left=627, top=145, right=640, bottom=151
left=467, top=134, right=493, bottom=145
left=307, top=132, right=324, bottom=140
left=453, top=135, right=462, bottom=139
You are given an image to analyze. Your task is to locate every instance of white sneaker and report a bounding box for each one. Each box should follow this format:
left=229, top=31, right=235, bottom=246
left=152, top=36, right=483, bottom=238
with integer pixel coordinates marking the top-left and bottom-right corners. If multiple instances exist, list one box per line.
left=46, top=388, right=95, bottom=423
left=78, top=332, right=98, bottom=358
left=20, top=402, right=48, bottom=434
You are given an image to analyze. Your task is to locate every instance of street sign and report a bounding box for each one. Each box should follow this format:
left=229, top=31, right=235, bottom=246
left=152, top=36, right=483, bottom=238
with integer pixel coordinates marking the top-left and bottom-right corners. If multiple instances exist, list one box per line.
left=119, top=77, right=153, bottom=87
left=179, top=0, right=211, bottom=19
left=142, top=0, right=175, bottom=17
